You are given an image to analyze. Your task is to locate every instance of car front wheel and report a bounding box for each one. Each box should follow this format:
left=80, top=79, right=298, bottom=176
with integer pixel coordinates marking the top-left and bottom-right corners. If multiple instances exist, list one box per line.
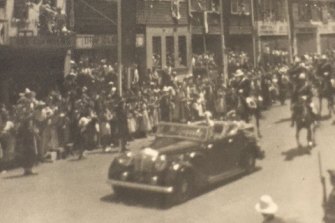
left=242, top=152, right=256, bottom=174
left=166, top=174, right=194, bottom=206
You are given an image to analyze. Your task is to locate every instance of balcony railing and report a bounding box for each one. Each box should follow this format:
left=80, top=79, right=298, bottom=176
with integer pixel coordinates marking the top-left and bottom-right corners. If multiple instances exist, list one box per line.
left=10, top=34, right=75, bottom=48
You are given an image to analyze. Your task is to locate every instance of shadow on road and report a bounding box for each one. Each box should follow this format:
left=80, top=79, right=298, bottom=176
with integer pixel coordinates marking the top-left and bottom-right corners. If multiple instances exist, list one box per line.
left=281, top=146, right=312, bottom=161
left=100, top=167, right=262, bottom=209
left=3, top=173, right=38, bottom=180
left=100, top=192, right=168, bottom=210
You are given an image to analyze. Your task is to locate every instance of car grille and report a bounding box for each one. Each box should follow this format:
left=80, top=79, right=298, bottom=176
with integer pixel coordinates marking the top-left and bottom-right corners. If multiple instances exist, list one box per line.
left=134, top=155, right=155, bottom=173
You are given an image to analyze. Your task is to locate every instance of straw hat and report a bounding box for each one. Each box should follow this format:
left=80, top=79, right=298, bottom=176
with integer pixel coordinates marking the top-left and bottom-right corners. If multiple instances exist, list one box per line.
left=234, top=69, right=244, bottom=77
left=255, top=195, right=278, bottom=215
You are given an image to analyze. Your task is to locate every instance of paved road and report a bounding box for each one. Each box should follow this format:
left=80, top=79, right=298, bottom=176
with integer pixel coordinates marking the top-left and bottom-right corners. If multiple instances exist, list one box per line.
left=1, top=102, right=334, bottom=223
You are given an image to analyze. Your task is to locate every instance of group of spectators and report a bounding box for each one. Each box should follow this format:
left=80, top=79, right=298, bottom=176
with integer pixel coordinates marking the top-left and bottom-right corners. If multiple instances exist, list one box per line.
left=1, top=48, right=319, bottom=174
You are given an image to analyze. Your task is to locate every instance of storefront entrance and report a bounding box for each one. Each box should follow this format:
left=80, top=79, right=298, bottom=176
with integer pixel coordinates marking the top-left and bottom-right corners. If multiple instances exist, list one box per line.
left=296, top=33, right=317, bottom=55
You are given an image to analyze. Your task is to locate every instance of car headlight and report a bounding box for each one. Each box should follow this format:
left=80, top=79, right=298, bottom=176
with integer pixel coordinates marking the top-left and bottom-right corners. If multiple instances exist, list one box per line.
left=117, top=153, right=133, bottom=166
left=154, top=155, right=168, bottom=171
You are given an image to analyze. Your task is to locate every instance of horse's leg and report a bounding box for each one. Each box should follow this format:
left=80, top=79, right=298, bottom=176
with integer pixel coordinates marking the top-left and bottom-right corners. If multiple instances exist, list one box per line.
left=307, top=126, right=313, bottom=148
left=312, top=123, right=317, bottom=147
left=255, top=110, right=262, bottom=138
left=319, top=96, right=322, bottom=117
left=296, top=126, right=302, bottom=148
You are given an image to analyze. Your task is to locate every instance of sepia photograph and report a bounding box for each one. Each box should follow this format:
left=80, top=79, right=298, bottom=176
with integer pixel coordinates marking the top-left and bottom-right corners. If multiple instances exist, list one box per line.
left=0, top=0, right=335, bottom=222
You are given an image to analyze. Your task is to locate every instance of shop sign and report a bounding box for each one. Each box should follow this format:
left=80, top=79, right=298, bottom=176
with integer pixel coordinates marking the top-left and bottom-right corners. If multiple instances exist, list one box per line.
left=295, top=27, right=316, bottom=34
left=257, top=22, right=288, bottom=36
left=318, top=23, right=335, bottom=34
left=229, top=25, right=252, bottom=34
left=76, top=34, right=117, bottom=49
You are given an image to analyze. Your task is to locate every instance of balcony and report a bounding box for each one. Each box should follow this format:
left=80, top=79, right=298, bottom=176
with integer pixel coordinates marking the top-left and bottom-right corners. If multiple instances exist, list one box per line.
left=191, top=11, right=221, bottom=35
left=10, top=33, right=74, bottom=49
left=256, top=21, right=288, bottom=36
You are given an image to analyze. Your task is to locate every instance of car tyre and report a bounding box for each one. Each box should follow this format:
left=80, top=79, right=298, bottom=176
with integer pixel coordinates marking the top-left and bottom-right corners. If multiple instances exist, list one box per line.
left=166, top=174, right=194, bottom=206
left=242, top=152, right=256, bottom=174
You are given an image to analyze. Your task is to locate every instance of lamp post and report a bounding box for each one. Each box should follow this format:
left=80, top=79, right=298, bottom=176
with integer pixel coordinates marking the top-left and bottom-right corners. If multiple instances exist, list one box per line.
left=117, top=0, right=122, bottom=97
left=219, top=0, right=228, bottom=86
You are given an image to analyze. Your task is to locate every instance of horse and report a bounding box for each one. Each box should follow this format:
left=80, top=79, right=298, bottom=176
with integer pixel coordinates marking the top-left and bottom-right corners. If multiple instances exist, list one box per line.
left=292, top=96, right=316, bottom=148
left=313, top=75, right=335, bottom=118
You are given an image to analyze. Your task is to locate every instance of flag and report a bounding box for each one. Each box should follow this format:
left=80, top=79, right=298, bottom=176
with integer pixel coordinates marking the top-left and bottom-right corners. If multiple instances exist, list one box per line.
left=204, top=11, right=208, bottom=33
left=171, top=0, right=181, bottom=20
left=0, top=23, right=4, bottom=45
left=187, top=0, right=193, bottom=18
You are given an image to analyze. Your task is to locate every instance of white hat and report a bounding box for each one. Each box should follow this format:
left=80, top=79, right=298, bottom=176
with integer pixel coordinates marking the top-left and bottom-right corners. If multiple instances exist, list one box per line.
left=299, top=73, right=306, bottom=80
left=255, top=195, right=278, bottom=214
left=204, top=111, right=212, bottom=118
left=234, top=69, right=244, bottom=77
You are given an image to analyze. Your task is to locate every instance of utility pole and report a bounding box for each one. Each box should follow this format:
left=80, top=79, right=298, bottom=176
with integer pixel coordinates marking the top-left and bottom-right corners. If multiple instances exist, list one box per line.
left=286, top=0, right=294, bottom=63
left=117, top=0, right=122, bottom=97
left=250, top=0, right=257, bottom=67
left=219, top=0, right=228, bottom=86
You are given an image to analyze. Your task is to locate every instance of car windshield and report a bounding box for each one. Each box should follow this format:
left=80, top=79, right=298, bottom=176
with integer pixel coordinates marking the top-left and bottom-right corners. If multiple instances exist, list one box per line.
left=156, top=122, right=209, bottom=142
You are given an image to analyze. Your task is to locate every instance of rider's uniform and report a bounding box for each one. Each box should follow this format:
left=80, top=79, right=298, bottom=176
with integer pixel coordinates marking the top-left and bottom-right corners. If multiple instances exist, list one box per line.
left=291, top=80, right=316, bottom=125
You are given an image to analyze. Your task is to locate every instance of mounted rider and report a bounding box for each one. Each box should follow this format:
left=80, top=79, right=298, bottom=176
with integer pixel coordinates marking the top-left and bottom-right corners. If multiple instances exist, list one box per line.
left=317, top=55, right=334, bottom=101
left=290, top=72, right=317, bottom=127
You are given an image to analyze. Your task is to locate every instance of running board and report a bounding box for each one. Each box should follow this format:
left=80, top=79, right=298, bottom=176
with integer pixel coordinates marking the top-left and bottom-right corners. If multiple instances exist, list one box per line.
left=208, top=168, right=245, bottom=184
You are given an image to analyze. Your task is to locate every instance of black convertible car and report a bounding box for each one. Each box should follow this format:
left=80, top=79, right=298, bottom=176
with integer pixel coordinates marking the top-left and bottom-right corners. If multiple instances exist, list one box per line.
left=107, top=121, right=264, bottom=204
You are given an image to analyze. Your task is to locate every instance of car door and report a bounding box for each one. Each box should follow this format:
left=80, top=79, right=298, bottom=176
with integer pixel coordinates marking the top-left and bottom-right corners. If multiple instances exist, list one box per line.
left=224, top=129, right=245, bottom=171
left=205, top=124, right=229, bottom=175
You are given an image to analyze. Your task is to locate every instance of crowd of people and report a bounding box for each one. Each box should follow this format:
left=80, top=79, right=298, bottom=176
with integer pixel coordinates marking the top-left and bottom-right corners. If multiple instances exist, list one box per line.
left=1, top=48, right=335, bottom=175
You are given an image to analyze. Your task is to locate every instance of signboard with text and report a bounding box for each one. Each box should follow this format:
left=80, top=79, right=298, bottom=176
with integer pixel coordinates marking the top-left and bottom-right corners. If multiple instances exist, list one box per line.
left=257, top=22, right=288, bottom=36
left=75, top=34, right=117, bottom=49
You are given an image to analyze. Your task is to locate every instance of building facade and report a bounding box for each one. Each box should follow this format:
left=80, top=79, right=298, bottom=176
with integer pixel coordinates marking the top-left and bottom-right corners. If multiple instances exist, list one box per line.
left=291, top=0, right=335, bottom=55
left=0, top=0, right=118, bottom=104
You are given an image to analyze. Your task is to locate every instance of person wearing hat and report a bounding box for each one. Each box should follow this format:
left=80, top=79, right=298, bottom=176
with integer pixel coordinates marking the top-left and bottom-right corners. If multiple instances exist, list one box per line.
left=234, top=69, right=251, bottom=99
left=115, top=98, right=129, bottom=152
left=324, top=170, right=335, bottom=223
left=255, top=195, right=285, bottom=223
left=290, top=72, right=315, bottom=127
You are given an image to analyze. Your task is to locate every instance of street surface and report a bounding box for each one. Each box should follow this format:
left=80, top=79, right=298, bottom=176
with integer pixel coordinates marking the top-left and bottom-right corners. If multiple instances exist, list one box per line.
left=1, top=102, right=334, bottom=223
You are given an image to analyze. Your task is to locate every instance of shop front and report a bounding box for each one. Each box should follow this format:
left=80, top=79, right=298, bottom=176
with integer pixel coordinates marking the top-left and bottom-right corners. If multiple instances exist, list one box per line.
left=294, top=27, right=318, bottom=56
left=138, top=26, right=192, bottom=75
left=319, top=22, right=335, bottom=53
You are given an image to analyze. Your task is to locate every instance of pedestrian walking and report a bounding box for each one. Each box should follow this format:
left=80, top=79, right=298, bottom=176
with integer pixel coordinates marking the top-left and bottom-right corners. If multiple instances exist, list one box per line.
left=324, top=170, right=335, bottom=223
left=17, top=118, right=38, bottom=175
left=255, top=195, right=285, bottom=223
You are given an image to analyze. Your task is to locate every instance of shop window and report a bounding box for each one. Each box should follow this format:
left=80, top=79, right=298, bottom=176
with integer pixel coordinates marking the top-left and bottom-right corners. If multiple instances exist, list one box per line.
left=0, top=0, right=6, bottom=8
left=13, top=0, right=28, bottom=19
left=298, top=2, right=312, bottom=22
left=231, top=0, right=250, bottom=16
left=166, top=36, right=175, bottom=67
left=152, top=36, right=162, bottom=68
left=178, top=36, right=187, bottom=67
left=311, top=3, right=322, bottom=22
left=259, top=0, right=285, bottom=22
left=327, top=3, right=335, bottom=22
